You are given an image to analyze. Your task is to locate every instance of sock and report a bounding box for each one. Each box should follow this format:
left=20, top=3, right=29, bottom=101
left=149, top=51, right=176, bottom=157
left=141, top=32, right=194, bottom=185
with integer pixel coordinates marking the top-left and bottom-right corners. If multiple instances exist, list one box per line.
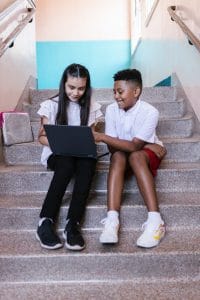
left=107, top=210, right=119, bottom=221
left=147, top=212, right=163, bottom=225
left=38, top=217, right=52, bottom=226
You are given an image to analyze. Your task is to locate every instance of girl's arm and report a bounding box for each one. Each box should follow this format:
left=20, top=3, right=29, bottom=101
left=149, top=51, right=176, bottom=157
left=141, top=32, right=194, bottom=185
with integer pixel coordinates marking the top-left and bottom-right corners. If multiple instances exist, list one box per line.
left=38, top=116, right=49, bottom=146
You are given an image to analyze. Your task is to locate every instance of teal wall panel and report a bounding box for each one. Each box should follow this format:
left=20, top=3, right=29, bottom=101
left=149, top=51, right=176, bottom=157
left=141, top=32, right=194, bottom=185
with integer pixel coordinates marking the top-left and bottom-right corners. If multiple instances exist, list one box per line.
left=155, top=76, right=171, bottom=86
left=36, top=40, right=131, bottom=89
left=131, top=39, right=200, bottom=87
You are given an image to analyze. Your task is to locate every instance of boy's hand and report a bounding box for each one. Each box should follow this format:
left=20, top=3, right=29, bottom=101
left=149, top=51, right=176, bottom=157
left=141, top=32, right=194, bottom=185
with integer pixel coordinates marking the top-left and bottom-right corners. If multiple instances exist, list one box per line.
left=144, top=144, right=167, bottom=160
left=92, top=130, right=104, bottom=143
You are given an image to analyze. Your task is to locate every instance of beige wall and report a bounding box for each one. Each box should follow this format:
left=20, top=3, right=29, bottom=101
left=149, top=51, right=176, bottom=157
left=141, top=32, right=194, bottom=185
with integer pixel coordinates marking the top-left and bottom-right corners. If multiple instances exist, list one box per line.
left=141, top=0, right=200, bottom=39
left=36, top=0, right=130, bottom=41
left=35, top=0, right=131, bottom=88
left=0, top=0, right=16, bottom=12
left=0, top=11, right=36, bottom=111
left=132, top=0, right=200, bottom=120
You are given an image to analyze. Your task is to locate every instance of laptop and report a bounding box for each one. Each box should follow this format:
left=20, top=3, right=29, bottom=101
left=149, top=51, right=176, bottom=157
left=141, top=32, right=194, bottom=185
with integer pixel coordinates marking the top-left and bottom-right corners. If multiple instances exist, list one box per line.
left=44, top=124, right=97, bottom=159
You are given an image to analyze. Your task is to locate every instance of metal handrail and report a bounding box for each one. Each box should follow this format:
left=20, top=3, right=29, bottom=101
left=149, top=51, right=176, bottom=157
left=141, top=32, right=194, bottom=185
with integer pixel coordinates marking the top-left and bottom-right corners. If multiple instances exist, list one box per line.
left=168, top=5, right=200, bottom=53
left=0, top=0, right=35, bottom=57
left=0, top=0, right=22, bottom=22
left=145, top=0, right=159, bottom=27
left=27, top=0, right=36, bottom=8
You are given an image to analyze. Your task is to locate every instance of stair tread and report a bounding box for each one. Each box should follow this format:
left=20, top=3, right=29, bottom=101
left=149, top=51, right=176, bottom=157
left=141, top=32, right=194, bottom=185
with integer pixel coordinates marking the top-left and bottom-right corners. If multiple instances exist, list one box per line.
left=30, top=112, right=193, bottom=122
left=4, top=135, right=200, bottom=165
left=0, top=228, right=199, bottom=257
left=0, top=161, right=200, bottom=172
left=29, top=86, right=177, bottom=102
left=4, top=133, right=200, bottom=148
left=1, top=84, right=200, bottom=293
left=1, top=279, right=199, bottom=300
left=0, top=281, right=199, bottom=300
left=0, top=191, right=200, bottom=208
left=99, top=97, right=185, bottom=104
left=28, top=97, right=184, bottom=107
left=1, top=276, right=199, bottom=284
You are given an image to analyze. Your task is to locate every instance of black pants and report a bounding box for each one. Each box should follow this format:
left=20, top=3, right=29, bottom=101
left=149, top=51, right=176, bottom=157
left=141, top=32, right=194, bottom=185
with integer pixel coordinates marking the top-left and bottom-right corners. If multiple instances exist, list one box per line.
left=40, top=155, right=96, bottom=223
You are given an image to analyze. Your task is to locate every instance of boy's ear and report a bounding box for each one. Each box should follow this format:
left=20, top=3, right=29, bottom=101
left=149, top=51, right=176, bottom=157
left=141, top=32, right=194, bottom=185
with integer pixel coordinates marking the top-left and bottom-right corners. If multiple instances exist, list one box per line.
left=134, top=86, right=141, bottom=98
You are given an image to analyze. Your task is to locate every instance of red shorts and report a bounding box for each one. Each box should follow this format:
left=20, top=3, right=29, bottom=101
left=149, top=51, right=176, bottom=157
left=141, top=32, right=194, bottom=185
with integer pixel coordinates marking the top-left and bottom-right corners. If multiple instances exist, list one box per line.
left=143, top=148, right=161, bottom=177
left=111, top=149, right=161, bottom=178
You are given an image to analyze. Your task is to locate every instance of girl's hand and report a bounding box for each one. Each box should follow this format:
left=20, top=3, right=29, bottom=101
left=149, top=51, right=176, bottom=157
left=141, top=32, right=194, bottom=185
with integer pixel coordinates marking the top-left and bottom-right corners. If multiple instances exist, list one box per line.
left=144, top=143, right=167, bottom=159
left=38, top=116, right=49, bottom=146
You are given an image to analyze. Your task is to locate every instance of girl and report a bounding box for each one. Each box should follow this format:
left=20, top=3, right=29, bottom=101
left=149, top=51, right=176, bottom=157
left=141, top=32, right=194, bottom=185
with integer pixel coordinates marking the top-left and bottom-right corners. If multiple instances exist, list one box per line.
left=36, top=63, right=102, bottom=251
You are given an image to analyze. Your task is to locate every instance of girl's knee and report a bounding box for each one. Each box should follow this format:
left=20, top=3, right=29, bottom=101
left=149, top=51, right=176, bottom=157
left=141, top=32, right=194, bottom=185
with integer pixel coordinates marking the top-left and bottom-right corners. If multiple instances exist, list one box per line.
left=78, top=158, right=96, bottom=171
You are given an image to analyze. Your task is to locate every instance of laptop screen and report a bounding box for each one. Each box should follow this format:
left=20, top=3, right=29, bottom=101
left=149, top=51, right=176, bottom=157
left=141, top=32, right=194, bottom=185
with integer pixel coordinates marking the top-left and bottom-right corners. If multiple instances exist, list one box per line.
left=44, top=125, right=97, bottom=159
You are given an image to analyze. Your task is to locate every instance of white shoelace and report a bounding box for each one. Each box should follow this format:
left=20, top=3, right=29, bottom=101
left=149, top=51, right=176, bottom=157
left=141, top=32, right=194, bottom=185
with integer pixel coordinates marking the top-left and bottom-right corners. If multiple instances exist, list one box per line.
left=141, top=221, right=164, bottom=232
left=100, top=218, right=108, bottom=225
left=141, top=221, right=148, bottom=231
left=100, top=217, right=119, bottom=229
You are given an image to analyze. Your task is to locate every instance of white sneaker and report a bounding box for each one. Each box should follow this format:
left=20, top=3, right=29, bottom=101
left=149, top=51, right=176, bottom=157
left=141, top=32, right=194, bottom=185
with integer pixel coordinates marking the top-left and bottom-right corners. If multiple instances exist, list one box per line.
left=99, top=217, right=119, bottom=243
left=136, top=221, right=166, bottom=248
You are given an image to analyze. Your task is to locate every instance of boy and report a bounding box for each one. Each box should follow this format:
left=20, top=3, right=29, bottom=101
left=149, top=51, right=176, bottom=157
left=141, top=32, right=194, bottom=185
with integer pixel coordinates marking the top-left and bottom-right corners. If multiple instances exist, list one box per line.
left=93, top=69, right=166, bottom=248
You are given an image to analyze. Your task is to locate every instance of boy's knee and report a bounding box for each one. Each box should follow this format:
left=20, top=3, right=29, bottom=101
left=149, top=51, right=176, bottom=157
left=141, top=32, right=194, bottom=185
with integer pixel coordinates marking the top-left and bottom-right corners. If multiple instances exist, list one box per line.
left=129, top=150, right=147, bottom=166
left=111, top=151, right=126, bottom=165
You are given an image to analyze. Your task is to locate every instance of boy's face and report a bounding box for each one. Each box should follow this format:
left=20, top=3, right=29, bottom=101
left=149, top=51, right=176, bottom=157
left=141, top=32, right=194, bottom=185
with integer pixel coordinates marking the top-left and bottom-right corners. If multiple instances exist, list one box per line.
left=113, top=80, right=141, bottom=111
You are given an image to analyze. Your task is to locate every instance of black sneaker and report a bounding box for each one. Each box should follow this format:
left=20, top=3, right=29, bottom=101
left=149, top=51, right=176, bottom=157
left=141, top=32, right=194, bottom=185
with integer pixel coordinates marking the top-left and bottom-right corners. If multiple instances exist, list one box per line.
left=36, top=218, right=63, bottom=250
left=63, top=220, right=85, bottom=251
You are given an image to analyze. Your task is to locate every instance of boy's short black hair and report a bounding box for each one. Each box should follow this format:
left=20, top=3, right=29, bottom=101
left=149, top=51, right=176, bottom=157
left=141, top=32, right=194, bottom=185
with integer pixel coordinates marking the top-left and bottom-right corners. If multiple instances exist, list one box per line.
left=113, top=69, right=142, bottom=89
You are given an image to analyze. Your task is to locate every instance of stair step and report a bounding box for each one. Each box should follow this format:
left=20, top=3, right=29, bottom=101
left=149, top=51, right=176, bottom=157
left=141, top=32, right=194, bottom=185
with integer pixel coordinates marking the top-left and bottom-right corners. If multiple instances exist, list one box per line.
left=30, top=114, right=194, bottom=141
left=3, top=142, right=109, bottom=165
left=24, top=97, right=186, bottom=120
left=98, top=98, right=186, bottom=118
left=157, top=114, right=194, bottom=138
left=1, top=279, right=199, bottom=300
left=0, top=228, right=199, bottom=256
left=3, top=135, right=200, bottom=165
left=1, top=251, right=199, bottom=282
left=0, top=200, right=199, bottom=230
left=0, top=162, right=200, bottom=194
left=1, top=190, right=199, bottom=230
left=1, top=191, right=199, bottom=207
left=29, top=86, right=177, bottom=105
left=1, top=84, right=199, bottom=299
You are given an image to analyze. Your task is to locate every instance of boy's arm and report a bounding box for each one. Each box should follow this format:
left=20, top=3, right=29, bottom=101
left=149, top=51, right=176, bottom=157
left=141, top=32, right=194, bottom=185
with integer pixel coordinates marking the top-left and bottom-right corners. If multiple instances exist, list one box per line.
left=144, top=143, right=167, bottom=159
left=93, top=132, right=166, bottom=158
left=96, top=103, right=165, bottom=155
left=93, top=131, right=146, bottom=153
left=93, top=104, right=146, bottom=152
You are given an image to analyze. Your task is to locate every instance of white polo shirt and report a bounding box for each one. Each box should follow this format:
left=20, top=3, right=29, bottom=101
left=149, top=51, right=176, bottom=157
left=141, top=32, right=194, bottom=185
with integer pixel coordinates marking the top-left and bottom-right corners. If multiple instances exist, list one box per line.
left=37, top=97, right=103, bottom=166
left=105, top=99, right=163, bottom=145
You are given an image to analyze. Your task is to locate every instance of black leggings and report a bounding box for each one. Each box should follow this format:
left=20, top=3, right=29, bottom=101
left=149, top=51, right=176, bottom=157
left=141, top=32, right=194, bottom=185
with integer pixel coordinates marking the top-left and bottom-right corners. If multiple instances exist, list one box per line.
left=40, top=155, right=96, bottom=223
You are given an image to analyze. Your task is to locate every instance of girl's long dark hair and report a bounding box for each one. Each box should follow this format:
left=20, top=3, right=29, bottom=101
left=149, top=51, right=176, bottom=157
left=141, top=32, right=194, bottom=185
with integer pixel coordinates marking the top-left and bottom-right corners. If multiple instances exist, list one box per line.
left=56, top=63, right=91, bottom=125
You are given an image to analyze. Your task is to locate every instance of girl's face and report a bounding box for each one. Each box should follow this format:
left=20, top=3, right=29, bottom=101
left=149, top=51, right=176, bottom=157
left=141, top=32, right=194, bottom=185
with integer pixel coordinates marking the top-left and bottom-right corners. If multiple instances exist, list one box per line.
left=65, top=75, right=87, bottom=102
left=113, top=80, right=141, bottom=111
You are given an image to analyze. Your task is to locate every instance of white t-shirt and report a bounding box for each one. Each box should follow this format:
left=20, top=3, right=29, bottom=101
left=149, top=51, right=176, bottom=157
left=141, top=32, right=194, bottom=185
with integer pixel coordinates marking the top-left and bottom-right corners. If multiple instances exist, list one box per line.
left=105, top=99, right=163, bottom=146
left=37, top=97, right=103, bottom=166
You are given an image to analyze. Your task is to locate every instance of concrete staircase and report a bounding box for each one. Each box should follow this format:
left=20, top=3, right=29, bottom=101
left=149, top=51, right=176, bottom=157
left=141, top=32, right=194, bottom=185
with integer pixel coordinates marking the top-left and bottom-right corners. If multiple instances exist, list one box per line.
left=0, top=86, right=200, bottom=300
